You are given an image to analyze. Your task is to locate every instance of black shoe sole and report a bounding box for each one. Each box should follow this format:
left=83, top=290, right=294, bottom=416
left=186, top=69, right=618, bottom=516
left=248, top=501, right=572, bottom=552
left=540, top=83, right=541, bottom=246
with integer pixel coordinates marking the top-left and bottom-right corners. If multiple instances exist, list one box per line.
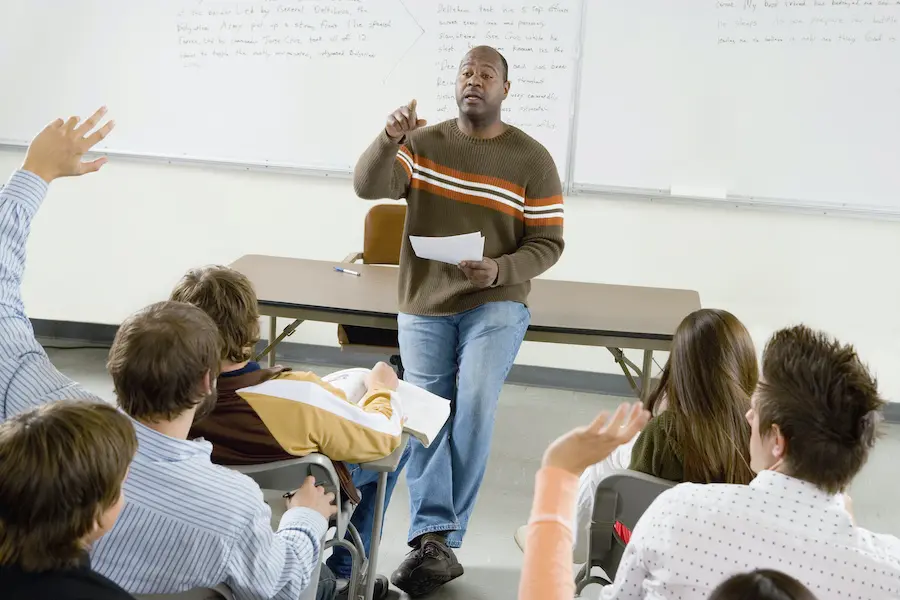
left=391, top=565, right=464, bottom=598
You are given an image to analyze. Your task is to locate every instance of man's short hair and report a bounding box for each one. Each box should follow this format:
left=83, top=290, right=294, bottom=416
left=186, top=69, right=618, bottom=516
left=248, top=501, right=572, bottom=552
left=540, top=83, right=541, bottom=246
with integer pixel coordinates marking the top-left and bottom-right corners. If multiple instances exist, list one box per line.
left=757, top=325, right=884, bottom=493
left=498, top=51, right=509, bottom=81
left=108, top=301, right=222, bottom=422
left=0, top=401, right=137, bottom=571
left=170, top=266, right=260, bottom=364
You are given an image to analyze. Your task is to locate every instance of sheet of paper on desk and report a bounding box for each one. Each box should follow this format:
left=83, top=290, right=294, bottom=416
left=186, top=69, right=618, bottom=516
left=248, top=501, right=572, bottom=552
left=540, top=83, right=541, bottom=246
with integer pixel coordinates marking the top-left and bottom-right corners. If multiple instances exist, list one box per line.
left=322, top=368, right=451, bottom=448
left=409, top=232, right=484, bottom=265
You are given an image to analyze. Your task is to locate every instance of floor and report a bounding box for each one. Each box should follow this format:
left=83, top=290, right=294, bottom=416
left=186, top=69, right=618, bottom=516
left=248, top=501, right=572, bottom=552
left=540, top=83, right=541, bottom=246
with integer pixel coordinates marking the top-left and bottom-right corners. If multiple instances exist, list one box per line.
left=47, top=347, right=900, bottom=600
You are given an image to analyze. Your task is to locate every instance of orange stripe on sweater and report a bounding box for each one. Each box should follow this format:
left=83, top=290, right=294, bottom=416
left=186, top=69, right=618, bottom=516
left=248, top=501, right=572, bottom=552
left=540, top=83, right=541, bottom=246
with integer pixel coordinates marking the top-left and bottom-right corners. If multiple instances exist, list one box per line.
left=525, top=216, right=564, bottom=227
left=395, top=154, right=412, bottom=179
left=411, top=179, right=525, bottom=221
left=527, top=194, right=564, bottom=208
left=413, top=154, right=526, bottom=199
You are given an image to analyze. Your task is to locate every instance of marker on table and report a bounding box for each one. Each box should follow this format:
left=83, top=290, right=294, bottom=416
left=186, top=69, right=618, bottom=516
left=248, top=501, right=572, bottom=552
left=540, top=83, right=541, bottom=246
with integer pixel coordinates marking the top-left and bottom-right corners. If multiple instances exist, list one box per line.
left=334, top=266, right=360, bottom=277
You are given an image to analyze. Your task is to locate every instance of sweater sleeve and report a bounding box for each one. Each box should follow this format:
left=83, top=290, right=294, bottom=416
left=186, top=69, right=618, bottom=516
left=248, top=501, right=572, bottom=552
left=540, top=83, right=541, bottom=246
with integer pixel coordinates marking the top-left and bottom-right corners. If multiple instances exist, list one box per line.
left=628, top=414, right=685, bottom=483
left=494, top=161, right=565, bottom=287
left=518, top=467, right=578, bottom=600
left=352, top=130, right=412, bottom=201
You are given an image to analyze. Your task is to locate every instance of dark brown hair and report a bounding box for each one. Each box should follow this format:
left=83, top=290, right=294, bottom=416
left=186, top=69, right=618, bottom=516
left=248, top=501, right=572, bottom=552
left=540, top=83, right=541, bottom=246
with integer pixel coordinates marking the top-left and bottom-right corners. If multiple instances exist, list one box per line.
left=0, top=401, right=137, bottom=571
left=757, top=325, right=884, bottom=494
left=646, top=308, right=757, bottom=485
left=170, top=265, right=260, bottom=364
left=108, top=301, right=222, bottom=422
left=709, top=570, right=819, bottom=600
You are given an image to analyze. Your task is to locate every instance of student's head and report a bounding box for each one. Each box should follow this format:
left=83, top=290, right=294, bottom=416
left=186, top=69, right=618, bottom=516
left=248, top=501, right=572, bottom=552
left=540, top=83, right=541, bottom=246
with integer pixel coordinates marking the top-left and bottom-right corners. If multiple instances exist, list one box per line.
left=456, top=45, right=510, bottom=122
left=108, top=301, right=222, bottom=424
left=647, top=308, right=757, bottom=484
left=709, top=569, right=818, bottom=600
left=170, top=265, right=260, bottom=366
left=747, top=325, right=883, bottom=493
left=0, top=401, right=137, bottom=571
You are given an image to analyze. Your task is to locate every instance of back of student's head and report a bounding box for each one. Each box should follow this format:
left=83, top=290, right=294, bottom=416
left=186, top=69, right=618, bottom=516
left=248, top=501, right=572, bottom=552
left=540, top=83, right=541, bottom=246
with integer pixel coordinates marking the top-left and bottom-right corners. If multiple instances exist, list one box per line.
left=170, top=265, right=260, bottom=364
left=647, top=308, right=757, bottom=484
left=709, top=570, right=818, bottom=600
left=754, top=325, right=883, bottom=494
left=108, top=300, right=222, bottom=422
left=0, top=401, right=137, bottom=571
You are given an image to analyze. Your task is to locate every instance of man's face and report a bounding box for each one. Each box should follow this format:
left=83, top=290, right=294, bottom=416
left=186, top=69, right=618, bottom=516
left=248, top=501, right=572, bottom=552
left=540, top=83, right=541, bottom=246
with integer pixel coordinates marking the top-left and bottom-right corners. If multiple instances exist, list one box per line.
left=747, top=387, right=780, bottom=473
left=455, top=49, right=509, bottom=119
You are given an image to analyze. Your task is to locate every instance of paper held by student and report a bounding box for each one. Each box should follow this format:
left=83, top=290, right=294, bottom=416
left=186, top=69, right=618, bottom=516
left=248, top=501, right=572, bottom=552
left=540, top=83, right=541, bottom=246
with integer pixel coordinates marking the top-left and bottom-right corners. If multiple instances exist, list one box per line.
left=323, top=368, right=451, bottom=448
left=409, top=231, right=485, bottom=265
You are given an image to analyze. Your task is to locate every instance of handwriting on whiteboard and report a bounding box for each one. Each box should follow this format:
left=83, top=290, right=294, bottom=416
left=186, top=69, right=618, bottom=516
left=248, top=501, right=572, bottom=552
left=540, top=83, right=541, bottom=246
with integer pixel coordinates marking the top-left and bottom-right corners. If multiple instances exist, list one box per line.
left=715, top=0, right=900, bottom=45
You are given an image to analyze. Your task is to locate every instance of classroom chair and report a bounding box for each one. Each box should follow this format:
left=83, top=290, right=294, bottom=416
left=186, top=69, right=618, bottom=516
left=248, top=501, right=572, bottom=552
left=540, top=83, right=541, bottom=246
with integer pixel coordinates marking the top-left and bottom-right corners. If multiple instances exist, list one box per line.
left=575, top=470, right=674, bottom=596
left=340, top=203, right=406, bottom=377
left=231, top=454, right=364, bottom=598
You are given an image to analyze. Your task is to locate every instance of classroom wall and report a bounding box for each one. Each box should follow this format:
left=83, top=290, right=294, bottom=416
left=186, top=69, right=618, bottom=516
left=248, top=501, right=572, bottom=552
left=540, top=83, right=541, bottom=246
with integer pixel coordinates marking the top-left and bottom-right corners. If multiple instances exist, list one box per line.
left=2, top=147, right=898, bottom=402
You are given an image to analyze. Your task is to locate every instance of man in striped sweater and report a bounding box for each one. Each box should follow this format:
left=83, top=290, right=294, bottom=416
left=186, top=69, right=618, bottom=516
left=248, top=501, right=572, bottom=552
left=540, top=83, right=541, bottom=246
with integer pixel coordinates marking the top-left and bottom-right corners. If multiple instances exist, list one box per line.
left=354, top=45, right=565, bottom=596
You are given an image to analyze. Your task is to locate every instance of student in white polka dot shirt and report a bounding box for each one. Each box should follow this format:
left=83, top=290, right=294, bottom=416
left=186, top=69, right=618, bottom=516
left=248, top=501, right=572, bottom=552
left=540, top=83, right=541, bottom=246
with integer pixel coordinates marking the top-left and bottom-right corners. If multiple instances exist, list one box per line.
left=520, top=325, right=900, bottom=600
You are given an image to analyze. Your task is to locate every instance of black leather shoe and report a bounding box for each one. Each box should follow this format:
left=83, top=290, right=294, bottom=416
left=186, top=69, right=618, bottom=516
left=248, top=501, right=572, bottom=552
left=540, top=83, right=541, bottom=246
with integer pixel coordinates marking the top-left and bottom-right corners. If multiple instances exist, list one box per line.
left=390, top=538, right=464, bottom=597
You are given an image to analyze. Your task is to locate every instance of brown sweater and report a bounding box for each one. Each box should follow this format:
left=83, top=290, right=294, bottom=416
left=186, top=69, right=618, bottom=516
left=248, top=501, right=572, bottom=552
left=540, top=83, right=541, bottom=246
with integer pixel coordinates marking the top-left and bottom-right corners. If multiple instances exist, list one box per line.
left=353, top=119, right=565, bottom=315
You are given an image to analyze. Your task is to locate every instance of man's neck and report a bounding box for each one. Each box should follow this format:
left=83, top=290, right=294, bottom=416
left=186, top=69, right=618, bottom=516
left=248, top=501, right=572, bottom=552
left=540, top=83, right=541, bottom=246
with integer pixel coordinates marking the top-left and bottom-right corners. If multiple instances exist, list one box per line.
left=457, top=114, right=506, bottom=139
left=221, top=360, right=250, bottom=374
left=139, top=408, right=196, bottom=440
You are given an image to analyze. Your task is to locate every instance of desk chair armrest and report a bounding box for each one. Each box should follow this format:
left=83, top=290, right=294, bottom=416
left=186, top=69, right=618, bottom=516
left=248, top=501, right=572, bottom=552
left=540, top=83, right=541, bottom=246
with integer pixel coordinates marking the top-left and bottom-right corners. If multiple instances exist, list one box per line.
left=135, top=584, right=233, bottom=600
left=343, top=252, right=363, bottom=264
left=360, top=433, right=409, bottom=473
left=230, top=454, right=354, bottom=541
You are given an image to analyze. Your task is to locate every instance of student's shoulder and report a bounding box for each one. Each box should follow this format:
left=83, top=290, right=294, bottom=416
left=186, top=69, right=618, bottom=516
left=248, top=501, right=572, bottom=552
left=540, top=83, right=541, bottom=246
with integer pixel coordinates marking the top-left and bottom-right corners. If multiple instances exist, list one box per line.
left=648, top=480, right=746, bottom=520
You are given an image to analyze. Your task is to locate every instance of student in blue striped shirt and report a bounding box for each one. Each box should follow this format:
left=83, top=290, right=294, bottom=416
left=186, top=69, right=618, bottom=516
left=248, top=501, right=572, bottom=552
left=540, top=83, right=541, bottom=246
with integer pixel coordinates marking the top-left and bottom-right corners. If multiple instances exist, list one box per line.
left=0, top=110, right=337, bottom=600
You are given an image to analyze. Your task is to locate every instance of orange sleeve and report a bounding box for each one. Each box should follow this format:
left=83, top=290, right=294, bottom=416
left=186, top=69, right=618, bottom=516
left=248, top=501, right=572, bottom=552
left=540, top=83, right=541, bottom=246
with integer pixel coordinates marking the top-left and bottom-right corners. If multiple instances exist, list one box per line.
left=518, top=467, right=578, bottom=600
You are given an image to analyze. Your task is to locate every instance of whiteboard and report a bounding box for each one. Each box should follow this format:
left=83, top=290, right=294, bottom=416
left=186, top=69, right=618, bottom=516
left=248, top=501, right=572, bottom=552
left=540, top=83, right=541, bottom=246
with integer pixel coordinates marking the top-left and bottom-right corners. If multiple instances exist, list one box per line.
left=0, top=0, right=583, bottom=176
left=573, top=0, right=900, bottom=213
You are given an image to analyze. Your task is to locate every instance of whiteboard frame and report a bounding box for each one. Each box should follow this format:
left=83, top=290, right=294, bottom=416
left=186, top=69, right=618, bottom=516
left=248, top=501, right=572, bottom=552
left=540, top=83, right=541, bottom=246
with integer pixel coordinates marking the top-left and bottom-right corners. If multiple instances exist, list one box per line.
left=559, top=0, right=590, bottom=196
left=571, top=182, right=900, bottom=222
left=0, top=140, right=353, bottom=180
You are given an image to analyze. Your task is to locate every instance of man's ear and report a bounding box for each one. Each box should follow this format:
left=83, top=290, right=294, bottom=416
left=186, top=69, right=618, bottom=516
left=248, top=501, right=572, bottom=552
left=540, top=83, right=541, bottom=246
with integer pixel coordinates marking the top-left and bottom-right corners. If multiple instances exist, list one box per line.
left=203, top=370, right=212, bottom=395
left=504, top=80, right=511, bottom=97
left=771, top=423, right=787, bottom=460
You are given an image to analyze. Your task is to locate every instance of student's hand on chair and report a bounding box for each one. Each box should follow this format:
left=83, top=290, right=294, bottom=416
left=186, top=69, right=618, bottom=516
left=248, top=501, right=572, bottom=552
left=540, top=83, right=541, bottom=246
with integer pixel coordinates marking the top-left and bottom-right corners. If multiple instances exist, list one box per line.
left=22, top=106, right=115, bottom=183
left=366, top=361, right=399, bottom=391
left=459, top=257, right=499, bottom=288
left=542, top=402, right=651, bottom=477
left=385, top=99, right=427, bottom=142
left=288, top=476, right=338, bottom=520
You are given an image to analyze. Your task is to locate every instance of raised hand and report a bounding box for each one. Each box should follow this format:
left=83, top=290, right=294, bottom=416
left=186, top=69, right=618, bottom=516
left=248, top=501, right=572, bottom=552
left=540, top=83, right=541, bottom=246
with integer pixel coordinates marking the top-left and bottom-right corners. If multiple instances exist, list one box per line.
left=542, top=402, right=651, bottom=477
left=385, top=99, right=427, bottom=142
left=22, top=106, right=115, bottom=183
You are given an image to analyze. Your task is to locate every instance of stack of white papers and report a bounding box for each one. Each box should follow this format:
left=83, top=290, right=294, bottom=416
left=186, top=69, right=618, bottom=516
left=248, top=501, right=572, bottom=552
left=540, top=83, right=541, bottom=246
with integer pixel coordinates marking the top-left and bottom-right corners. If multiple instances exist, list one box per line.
left=409, top=232, right=484, bottom=265
left=322, top=368, right=451, bottom=448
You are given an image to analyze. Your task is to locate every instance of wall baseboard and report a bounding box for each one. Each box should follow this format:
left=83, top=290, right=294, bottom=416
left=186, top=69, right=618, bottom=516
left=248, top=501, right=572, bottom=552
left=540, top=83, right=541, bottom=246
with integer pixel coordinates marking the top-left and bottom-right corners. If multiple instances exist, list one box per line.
left=31, top=319, right=900, bottom=424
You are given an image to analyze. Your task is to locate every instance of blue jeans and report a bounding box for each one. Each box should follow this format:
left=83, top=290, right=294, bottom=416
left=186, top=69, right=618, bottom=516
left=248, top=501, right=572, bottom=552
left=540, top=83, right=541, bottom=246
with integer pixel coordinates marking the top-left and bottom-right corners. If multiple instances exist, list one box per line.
left=326, top=444, right=411, bottom=579
left=399, top=301, right=530, bottom=548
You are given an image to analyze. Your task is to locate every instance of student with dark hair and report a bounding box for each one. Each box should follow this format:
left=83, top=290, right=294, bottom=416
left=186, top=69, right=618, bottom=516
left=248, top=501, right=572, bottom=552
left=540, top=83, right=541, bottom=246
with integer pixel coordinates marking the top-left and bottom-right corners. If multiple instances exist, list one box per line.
left=0, top=401, right=137, bottom=600
left=519, top=325, right=900, bottom=600
left=709, top=570, right=819, bottom=600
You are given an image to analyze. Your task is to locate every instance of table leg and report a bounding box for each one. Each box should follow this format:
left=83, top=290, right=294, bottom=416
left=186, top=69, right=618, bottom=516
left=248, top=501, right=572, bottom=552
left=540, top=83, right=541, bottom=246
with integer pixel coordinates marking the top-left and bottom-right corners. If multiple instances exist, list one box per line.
left=364, top=472, right=389, bottom=600
left=268, top=316, right=277, bottom=368
left=640, top=349, right=654, bottom=402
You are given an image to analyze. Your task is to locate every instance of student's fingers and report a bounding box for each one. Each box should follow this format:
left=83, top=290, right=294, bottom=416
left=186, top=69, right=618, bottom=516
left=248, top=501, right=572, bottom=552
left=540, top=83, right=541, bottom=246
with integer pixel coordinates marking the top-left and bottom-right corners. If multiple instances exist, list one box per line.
left=585, top=410, right=612, bottom=433
left=76, top=156, right=108, bottom=175
left=595, top=403, right=630, bottom=434
left=63, top=116, right=80, bottom=133
left=74, top=106, right=107, bottom=138
left=83, top=120, right=115, bottom=149
left=300, top=475, right=317, bottom=489
left=620, top=403, right=651, bottom=439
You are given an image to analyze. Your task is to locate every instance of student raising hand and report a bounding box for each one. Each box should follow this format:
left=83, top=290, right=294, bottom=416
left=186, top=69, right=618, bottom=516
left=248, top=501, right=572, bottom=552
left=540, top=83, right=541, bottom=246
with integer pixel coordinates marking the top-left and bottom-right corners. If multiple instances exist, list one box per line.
left=22, top=106, right=115, bottom=183
left=543, top=402, right=651, bottom=477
